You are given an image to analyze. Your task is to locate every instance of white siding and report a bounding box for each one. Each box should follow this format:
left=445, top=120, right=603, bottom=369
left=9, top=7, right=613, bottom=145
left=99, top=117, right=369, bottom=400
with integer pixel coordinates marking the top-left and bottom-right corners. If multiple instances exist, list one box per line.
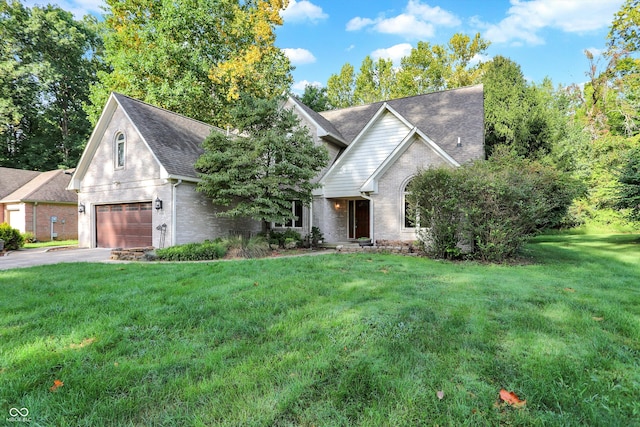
left=323, top=112, right=411, bottom=198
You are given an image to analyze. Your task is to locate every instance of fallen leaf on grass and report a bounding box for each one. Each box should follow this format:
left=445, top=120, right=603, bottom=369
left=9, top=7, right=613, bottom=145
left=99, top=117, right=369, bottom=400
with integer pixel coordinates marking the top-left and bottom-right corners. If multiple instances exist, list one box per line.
left=592, top=316, right=604, bottom=321
left=437, top=390, right=444, bottom=400
left=68, top=337, right=96, bottom=349
left=50, top=379, right=64, bottom=392
left=499, top=389, right=526, bottom=408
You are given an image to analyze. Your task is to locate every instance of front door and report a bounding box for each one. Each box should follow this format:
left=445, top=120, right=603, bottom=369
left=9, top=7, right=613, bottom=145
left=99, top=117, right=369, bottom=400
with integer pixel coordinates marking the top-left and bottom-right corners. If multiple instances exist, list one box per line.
left=348, top=200, right=370, bottom=239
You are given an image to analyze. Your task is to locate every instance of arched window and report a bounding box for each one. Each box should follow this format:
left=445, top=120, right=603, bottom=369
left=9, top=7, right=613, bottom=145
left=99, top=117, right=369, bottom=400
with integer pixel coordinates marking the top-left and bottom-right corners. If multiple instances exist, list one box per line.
left=115, top=132, right=126, bottom=169
left=403, top=178, right=417, bottom=228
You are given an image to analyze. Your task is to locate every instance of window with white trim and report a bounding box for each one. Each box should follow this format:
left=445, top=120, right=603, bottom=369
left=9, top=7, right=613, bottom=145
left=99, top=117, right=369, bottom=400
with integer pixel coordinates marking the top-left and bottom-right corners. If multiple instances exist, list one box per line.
left=403, top=179, right=417, bottom=228
left=277, top=200, right=303, bottom=228
left=115, top=132, right=126, bottom=169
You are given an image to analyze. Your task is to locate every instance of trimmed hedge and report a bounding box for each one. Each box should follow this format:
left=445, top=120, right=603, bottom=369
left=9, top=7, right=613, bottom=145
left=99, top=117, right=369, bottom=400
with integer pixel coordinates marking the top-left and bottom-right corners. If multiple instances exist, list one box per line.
left=154, top=240, right=227, bottom=261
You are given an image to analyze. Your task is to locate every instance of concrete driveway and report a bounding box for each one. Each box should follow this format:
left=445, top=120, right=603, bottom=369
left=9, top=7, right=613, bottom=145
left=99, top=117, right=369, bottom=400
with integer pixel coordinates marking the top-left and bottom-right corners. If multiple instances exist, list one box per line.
left=0, top=247, right=113, bottom=270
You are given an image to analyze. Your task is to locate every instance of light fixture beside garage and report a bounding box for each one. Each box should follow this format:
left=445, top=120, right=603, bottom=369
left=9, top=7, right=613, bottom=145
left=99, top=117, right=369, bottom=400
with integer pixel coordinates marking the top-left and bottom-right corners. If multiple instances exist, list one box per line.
left=155, top=197, right=163, bottom=210
left=78, top=203, right=85, bottom=214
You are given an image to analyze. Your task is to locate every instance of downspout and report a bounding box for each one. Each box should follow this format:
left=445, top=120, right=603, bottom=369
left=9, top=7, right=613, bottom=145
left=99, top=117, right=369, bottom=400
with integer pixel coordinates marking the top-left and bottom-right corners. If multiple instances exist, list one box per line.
left=33, top=202, right=37, bottom=239
left=360, top=192, right=374, bottom=245
left=171, top=179, right=182, bottom=246
left=308, top=198, right=313, bottom=241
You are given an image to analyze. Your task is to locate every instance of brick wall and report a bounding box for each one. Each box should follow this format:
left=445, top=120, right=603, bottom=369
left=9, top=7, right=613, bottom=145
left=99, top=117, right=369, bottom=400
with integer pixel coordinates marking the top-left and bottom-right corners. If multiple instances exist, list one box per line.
left=372, top=138, right=451, bottom=242
left=25, top=203, right=78, bottom=241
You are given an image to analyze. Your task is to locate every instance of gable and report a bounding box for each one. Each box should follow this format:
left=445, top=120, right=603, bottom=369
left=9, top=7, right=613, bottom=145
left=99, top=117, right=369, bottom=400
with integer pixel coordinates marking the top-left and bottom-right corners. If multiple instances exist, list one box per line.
left=70, top=93, right=219, bottom=190
left=360, top=129, right=459, bottom=193
left=319, top=84, right=484, bottom=165
left=114, top=94, right=215, bottom=180
left=321, top=110, right=412, bottom=198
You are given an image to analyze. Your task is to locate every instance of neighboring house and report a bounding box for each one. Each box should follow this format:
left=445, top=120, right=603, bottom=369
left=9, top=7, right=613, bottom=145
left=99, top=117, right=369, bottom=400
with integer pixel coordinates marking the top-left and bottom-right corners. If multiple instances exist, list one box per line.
left=70, top=85, right=484, bottom=248
left=0, top=167, right=78, bottom=241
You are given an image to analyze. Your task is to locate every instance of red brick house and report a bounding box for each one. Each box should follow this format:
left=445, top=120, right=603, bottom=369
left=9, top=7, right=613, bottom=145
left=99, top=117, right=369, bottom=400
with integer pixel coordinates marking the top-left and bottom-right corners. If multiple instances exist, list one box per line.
left=0, top=167, right=78, bottom=241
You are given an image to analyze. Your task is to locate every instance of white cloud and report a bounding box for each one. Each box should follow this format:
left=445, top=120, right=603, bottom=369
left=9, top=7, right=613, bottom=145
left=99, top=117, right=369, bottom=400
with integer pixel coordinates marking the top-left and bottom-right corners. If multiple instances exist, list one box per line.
left=347, top=0, right=460, bottom=39
left=346, top=17, right=375, bottom=31
left=281, top=0, right=328, bottom=24
left=282, top=48, right=317, bottom=65
left=376, top=14, right=436, bottom=39
left=469, top=53, right=492, bottom=67
left=22, top=0, right=104, bottom=18
left=291, top=79, right=322, bottom=94
left=406, top=0, right=461, bottom=27
left=480, top=0, right=625, bottom=46
left=371, top=43, right=414, bottom=65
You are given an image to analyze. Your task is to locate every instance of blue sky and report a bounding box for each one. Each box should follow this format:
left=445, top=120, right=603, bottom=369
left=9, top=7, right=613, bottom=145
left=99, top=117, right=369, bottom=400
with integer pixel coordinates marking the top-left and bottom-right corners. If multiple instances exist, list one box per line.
left=277, top=0, right=625, bottom=92
left=26, top=0, right=625, bottom=93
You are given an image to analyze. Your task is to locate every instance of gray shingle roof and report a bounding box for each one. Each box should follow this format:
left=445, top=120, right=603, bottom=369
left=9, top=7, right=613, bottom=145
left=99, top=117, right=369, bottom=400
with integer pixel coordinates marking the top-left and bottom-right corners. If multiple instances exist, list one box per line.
left=108, top=85, right=483, bottom=181
left=319, top=85, right=484, bottom=164
left=288, top=96, right=346, bottom=144
left=0, top=167, right=40, bottom=199
left=0, top=168, right=77, bottom=203
left=114, top=93, right=219, bottom=179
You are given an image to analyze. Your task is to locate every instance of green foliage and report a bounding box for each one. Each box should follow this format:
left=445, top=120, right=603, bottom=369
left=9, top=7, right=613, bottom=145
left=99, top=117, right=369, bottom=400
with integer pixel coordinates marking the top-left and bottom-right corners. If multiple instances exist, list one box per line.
left=608, top=0, right=640, bottom=52
left=196, top=94, right=329, bottom=226
left=308, top=226, right=324, bottom=247
left=226, top=235, right=271, bottom=258
left=616, top=145, right=640, bottom=221
left=0, top=222, right=25, bottom=250
left=482, top=57, right=563, bottom=159
left=354, top=55, right=395, bottom=104
left=21, top=232, right=36, bottom=243
left=326, top=33, right=489, bottom=108
left=299, top=84, right=330, bottom=112
left=0, top=1, right=101, bottom=169
left=408, top=151, right=581, bottom=261
left=267, top=228, right=302, bottom=248
left=407, top=167, right=464, bottom=259
left=326, top=63, right=355, bottom=109
left=90, top=0, right=292, bottom=126
left=154, top=240, right=227, bottom=261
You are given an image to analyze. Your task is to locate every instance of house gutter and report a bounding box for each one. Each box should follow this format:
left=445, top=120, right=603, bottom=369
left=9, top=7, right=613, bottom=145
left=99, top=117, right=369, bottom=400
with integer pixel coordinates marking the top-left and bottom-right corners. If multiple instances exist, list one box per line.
left=360, top=192, right=374, bottom=245
left=171, top=179, right=182, bottom=246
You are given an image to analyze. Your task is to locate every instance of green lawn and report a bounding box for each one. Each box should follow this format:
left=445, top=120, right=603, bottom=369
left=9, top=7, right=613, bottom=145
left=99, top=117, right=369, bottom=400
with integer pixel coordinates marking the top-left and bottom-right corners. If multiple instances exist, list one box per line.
left=23, top=240, right=78, bottom=249
left=1, top=234, right=638, bottom=426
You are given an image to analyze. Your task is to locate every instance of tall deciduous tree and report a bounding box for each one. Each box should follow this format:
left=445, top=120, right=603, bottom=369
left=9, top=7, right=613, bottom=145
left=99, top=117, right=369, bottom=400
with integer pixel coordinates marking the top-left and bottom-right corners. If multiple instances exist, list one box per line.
left=608, top=0, right=640, bottom=52
left=354, top=56, right=395, bottom=105
left=195, top=94, right=328, bottom=230
left=616, top=145, right=640, bottom=221
left=481, top=56, right=530, bottom=157
left=0, top=1, right=101, bottom=170
left=300, top=84, right=330, bottom=112
left=90, top=0, right=292, bottom=126
left=327, top=33, right=489, bottom=108
left=327, top=63, right=355, bottom=109
left=481, top=56, right=560, bottom=158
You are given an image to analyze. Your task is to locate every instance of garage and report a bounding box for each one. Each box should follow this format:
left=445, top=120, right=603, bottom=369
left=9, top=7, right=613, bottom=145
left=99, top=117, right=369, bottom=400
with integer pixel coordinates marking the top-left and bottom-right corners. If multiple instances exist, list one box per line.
left=95, top=202, right=153, bottom=248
